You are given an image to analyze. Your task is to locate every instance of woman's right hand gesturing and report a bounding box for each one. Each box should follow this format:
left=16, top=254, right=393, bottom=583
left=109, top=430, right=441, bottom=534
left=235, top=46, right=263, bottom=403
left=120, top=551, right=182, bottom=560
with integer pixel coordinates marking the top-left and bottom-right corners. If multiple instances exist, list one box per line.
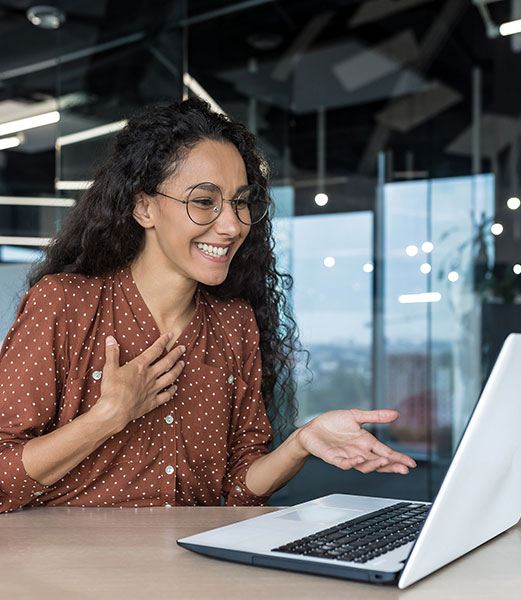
left=95, top=333, right=186, bottom=433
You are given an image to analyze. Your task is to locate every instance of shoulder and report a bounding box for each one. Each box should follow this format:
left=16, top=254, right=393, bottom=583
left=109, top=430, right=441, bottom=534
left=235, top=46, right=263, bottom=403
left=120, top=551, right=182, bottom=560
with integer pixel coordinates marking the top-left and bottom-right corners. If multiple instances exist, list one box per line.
left=31, top=271, right=108, bottom=296
left=21, top=272, right=107, bottom=315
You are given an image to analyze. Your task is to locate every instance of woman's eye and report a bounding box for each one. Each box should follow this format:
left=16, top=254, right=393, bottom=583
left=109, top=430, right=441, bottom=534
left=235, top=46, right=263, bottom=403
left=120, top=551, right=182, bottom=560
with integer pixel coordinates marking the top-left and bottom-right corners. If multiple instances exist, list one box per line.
left=190, top=197, right=216, bottom=208
left=235, top=198, right=251, bottom=209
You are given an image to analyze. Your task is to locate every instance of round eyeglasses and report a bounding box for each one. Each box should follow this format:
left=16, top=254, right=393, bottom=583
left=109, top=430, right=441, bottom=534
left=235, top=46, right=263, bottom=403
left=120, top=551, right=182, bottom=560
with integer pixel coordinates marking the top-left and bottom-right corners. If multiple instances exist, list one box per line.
left=154, top=182, right=269, bottom=226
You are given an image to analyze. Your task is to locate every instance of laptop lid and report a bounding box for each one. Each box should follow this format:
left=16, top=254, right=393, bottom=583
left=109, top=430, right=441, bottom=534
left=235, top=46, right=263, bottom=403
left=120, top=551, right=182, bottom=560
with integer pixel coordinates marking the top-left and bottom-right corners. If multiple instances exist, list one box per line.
left=398, top=332, right=521, bottom=587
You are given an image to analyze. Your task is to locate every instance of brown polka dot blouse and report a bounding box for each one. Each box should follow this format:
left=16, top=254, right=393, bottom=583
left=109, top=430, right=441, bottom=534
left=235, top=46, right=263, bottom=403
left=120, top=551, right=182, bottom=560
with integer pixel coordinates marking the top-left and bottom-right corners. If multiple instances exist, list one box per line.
left=0, top=266, right=273, bottom=512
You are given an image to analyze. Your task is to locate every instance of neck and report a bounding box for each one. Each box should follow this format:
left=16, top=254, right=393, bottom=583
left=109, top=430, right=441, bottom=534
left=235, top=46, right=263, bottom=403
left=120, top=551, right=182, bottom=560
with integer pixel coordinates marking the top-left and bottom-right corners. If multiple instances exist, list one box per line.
left=130, top=252, right=197, bottom=338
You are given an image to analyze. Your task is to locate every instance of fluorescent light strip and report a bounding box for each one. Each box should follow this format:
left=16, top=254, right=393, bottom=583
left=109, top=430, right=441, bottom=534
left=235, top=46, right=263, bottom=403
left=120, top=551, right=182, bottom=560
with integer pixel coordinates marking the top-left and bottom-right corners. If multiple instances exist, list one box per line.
left=55, top=180, right=93, bottom=190
left=0, top=136, right=21, bottom=150
left=183, top=73, right=226, bottom=115
left=0, top=236, right=51, bottom=247
left=0, top=111, right=60, bottom=137
left=57, top=119, right=127, bottom=146
left=499, top=19, right=521, bottom=36
left=398, top=292, right=442, bottom=304
left=0, top=196, right=75, bottom=207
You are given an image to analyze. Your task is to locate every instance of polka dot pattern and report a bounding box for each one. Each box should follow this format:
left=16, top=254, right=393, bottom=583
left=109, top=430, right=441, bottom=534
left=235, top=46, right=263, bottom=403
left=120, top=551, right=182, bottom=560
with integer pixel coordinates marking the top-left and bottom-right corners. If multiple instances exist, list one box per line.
left=0, top=266, right=272, bottom=512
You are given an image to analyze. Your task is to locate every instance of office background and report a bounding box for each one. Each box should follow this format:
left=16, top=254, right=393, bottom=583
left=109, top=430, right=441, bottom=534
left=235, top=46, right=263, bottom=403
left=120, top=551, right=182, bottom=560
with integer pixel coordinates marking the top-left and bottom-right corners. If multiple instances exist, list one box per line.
left=1, top=0, right=520, bottom=505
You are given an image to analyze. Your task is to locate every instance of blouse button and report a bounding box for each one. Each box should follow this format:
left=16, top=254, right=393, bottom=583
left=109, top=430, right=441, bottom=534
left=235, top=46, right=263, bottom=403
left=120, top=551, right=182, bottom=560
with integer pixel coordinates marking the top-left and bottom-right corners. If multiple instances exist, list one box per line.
left=92, top=370, right=102, bottom=381
left=227, top=375, right=234, bottom=384
left=165, top=465, right=174, bottom=475
left=164, top=415, right=174, bottom=425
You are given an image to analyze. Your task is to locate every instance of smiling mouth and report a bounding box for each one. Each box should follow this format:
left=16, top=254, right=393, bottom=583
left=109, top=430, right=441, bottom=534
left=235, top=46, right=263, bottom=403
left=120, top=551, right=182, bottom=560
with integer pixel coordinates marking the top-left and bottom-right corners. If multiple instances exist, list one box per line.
left=195, top=242, right=230, bottom=258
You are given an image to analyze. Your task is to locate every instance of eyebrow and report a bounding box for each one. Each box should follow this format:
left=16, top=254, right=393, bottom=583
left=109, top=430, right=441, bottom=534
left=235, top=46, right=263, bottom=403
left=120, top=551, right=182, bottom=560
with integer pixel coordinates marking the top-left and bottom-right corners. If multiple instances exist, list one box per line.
left=183, top=182, right=250, bottom=194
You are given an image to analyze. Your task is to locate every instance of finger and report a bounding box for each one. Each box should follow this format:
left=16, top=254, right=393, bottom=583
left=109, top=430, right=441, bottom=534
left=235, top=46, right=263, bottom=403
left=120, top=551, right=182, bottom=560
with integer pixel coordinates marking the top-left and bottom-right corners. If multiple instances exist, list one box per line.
left=371, top=440, right=417, bottom=468
left=103, top=335, right=120, bottom=371
left=350, top=408, right=400, bottom=425
left=138, top=333, right=173, bottom=367
left=156, top=384, right=178, bottom=406
left=354, top=456, right=390, bottom=474
left=326, top=455, right=366, bottom=471
left=376, top=463, right=410, bottom=475
left=154, top=359, right=185, bottom=391
left=151, top=345, right=186, bottom=379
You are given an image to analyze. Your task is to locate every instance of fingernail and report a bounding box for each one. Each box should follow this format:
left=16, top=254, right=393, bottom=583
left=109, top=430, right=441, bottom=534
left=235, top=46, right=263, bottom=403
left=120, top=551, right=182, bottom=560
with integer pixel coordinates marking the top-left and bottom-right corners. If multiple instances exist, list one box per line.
left=179, top=345, right=186, bottom=353
left=106, top=335, right=116, bottom=346
left=167, top=333, right=173, bottom=340
left=178, top=360, right=185, bottom=368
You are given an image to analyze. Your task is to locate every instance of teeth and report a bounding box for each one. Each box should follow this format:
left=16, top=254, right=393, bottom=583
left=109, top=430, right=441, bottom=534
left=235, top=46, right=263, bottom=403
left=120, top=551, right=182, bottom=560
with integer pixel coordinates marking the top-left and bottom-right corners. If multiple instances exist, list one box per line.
left=196, top=243, right=229, bottom=257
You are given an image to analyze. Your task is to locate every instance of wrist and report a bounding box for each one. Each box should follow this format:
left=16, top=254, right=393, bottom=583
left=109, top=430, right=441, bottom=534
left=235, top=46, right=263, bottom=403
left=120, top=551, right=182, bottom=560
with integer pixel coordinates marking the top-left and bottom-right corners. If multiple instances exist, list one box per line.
left=86, top=397, right=126, bottom=437
left=286, top=427, right=311, bottom=461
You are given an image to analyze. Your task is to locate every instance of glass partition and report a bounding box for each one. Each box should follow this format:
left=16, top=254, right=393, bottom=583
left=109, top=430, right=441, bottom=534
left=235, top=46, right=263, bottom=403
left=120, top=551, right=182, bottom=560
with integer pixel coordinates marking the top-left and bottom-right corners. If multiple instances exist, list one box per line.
left=1, top=0, right=520, bottom=507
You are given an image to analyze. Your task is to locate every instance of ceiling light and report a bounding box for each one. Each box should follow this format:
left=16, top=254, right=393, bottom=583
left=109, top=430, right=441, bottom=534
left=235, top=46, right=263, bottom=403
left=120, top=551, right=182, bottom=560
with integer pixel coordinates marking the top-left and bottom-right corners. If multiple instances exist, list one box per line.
left=514, top=264, right=521, bottom=275
left=363, top=263, right=374, bottom=273
left=507, top=196, right=521, bottom=210
left=323, top=256, right=335, bottom=268
left=57, top=120, right=127, bottom=146
left=420, top=263, right=431, bottom=274
left=314, top=193, right=328, bottom=206
left=448, top=271, right=459, bottom=282
left=0, top=111, right=59, bottom=137
left=422, top=241, right=434, bottom=253
left=26, top=6, right=66, bottom=29
left=491, top=223, right=504, bottom=236
left=0, top=196, right=75, bottom=207
left=183, top=73, right=226, bottom=115
left=0, top=136, right=22, bottom=150
left=0, top=236, right=51, bottom=246
left=54, top=180, right=93, bottom=190
left=398, top=292, right=442, bottom=304
left=406, top=245, right=418, bottom=257
left=499, top=18, right=521, bottom=36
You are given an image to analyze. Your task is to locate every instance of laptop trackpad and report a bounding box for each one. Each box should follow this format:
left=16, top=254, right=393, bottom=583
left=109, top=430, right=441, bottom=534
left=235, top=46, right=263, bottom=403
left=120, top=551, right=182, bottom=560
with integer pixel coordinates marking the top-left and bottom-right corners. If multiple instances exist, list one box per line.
left=275, top=506, right=364, bottom=524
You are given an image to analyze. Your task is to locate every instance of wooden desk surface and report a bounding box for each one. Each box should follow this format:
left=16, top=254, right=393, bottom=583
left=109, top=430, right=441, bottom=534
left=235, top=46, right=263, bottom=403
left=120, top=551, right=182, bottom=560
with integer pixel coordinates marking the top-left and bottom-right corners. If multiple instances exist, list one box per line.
left=2, top=506, right=521, bottom=599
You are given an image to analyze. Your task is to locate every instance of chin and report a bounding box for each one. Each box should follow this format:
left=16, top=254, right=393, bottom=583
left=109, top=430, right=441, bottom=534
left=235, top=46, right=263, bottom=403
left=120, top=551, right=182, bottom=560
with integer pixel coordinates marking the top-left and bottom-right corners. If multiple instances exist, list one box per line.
left=197, top=271, right=229, bottom=287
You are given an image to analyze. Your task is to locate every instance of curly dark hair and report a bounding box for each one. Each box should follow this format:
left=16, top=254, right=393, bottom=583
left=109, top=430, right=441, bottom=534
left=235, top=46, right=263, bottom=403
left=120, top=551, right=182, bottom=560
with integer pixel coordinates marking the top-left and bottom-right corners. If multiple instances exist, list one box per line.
left=29, top=97, right=301, bottom=436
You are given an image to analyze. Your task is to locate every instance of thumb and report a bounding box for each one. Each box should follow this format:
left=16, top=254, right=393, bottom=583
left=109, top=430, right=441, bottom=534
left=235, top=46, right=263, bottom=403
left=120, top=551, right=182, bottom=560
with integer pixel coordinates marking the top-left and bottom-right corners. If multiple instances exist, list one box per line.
left=350, top=408, right=399, bottom=425
left=104, top=335, right=120, bottom=370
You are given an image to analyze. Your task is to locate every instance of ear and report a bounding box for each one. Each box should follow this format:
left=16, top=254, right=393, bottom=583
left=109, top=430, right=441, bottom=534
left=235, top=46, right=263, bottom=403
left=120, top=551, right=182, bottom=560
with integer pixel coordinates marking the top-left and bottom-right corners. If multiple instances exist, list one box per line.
left=133, top=194, right=155, bottom=229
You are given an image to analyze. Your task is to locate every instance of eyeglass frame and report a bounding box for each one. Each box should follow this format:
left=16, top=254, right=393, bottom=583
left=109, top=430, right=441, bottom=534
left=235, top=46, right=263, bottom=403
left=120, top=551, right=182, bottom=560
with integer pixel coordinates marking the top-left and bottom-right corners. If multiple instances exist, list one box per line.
left=153, top=181, right=269, bottom=226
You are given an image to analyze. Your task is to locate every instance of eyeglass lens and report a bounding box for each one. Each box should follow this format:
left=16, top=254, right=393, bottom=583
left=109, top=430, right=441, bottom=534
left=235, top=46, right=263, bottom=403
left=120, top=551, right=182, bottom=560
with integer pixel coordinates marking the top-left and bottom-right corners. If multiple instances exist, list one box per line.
left=187, top=182, right=268, bottom=225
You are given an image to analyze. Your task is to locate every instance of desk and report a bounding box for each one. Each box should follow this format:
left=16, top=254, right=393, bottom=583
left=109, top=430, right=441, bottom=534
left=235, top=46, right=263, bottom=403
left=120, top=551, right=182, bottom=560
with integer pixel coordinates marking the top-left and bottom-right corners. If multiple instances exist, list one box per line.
left=2, top=507, right=520, bottom=599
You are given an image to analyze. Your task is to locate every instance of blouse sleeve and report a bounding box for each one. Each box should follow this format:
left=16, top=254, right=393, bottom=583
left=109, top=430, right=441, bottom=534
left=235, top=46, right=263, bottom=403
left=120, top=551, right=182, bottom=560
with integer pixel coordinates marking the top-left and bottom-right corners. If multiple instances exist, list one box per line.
left=222, top=305, right=273, bottom=506
left=0, top=276, right=68, bottom=512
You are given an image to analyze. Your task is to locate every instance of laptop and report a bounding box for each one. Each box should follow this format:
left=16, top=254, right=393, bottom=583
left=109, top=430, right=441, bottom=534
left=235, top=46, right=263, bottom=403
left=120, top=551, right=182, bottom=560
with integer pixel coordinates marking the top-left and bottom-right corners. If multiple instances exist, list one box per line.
left=178, top=333, right=521, bottom=588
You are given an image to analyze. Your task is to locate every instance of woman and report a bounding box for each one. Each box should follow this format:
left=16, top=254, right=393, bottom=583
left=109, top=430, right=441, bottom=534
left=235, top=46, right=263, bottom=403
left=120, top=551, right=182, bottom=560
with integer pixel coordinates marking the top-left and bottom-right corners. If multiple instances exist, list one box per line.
left=0, top=98, right=415, bottom=513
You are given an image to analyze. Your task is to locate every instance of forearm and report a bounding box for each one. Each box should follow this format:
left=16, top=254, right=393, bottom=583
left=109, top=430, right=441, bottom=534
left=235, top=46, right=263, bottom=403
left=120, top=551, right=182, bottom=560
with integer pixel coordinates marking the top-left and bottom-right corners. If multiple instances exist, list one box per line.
left=22, top=402, right=122, bottom=487
left=245, top=429, right=309, bottom=497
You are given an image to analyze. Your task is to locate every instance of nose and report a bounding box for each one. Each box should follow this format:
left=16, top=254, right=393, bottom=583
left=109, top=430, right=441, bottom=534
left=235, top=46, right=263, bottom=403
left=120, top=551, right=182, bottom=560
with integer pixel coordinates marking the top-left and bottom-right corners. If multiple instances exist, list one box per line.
left=213, top=200, right=244, bottom=237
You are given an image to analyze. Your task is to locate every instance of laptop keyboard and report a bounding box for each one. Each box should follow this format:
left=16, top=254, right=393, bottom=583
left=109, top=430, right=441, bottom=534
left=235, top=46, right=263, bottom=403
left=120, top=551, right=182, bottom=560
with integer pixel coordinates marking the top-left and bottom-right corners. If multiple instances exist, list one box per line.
left=272, top=502, right=430, bottom=564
